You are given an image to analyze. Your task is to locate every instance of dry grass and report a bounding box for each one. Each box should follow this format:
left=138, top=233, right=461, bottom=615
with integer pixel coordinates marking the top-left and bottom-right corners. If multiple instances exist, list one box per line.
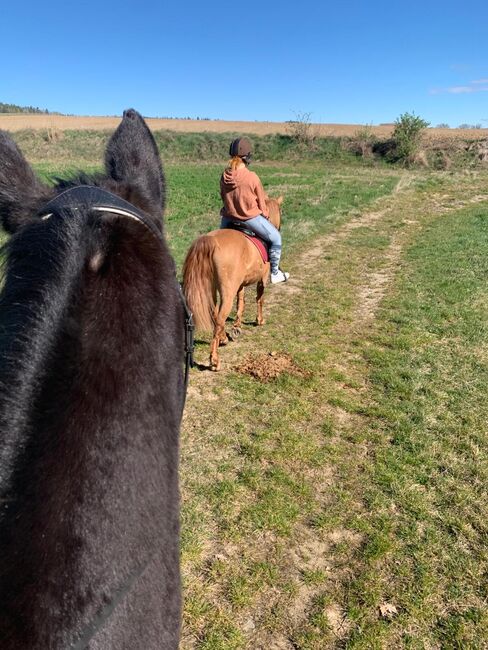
left=1, top=114, right=487, bottom=142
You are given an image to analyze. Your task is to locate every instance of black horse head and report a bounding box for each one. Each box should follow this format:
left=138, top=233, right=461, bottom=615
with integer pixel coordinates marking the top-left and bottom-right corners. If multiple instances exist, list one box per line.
left=0, top=110, right=183, bottom=649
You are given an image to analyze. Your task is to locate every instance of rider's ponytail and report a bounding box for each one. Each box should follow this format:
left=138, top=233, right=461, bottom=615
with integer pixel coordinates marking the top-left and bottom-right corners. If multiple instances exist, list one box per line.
left=228, top=156, right=242, bottom=171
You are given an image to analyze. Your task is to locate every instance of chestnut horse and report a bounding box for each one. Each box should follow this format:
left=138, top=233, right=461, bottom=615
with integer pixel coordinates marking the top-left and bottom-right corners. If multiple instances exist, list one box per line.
left=0, top=110, right=184, bottom=648
left=183, top=197, right=282, bottom=370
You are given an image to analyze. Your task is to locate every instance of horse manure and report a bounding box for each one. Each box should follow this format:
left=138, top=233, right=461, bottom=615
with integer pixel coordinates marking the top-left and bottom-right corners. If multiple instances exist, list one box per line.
left=235, top=352, right=310, bottom=382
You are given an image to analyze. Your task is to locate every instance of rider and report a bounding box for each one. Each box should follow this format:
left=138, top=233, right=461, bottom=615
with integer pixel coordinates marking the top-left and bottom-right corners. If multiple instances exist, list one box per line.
left=220, top=137, right=289, bottom=284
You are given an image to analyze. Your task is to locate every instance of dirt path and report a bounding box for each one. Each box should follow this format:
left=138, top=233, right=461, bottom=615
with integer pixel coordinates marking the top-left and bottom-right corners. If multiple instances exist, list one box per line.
left=179, top=172, right=488, bottom=649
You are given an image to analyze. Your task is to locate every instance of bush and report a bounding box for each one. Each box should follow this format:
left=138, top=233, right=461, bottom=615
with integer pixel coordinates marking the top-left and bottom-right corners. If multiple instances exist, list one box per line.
left=286, top=112, right=320, bottom=150
left=391, top=112, right=429, bottom=163
left=343, top=124, right=378, bottom=159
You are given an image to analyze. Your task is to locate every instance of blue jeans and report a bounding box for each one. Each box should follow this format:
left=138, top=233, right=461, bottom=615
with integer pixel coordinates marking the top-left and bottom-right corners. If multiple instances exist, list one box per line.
left=220, top=214, right=282, bottom=273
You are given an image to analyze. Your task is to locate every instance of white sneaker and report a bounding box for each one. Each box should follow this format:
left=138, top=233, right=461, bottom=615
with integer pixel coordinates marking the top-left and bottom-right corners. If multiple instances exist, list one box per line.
left=270, top=269, right=290, bottom=284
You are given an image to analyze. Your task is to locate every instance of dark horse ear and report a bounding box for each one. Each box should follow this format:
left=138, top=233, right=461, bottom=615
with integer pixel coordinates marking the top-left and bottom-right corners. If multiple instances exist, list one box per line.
left=105, top=109, right=165, bottom=221
left=0, top=131, right=51, bottom=234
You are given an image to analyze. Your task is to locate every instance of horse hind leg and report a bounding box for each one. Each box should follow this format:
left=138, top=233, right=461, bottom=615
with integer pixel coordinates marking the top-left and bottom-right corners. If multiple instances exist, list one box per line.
left=208, top=283, right=228, bottom=347
left=231, top=286, right=245, bottom=339
left=256, top=279, right=266, bottom=326
left=210, top=291, right=234, bottom=371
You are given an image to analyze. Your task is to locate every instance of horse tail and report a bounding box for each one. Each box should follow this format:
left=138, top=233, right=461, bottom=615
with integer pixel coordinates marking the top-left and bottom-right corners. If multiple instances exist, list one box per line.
left=182, top=235, right=216, bottom=332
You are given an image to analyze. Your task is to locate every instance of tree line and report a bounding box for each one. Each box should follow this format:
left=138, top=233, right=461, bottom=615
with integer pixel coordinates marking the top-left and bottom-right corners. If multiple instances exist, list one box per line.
left=0, top=102, right=52, bottom=114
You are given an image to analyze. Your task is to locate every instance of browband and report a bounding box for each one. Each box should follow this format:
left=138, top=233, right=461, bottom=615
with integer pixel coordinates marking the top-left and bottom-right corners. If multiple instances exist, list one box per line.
left=38, top=185, right=163, bottom=241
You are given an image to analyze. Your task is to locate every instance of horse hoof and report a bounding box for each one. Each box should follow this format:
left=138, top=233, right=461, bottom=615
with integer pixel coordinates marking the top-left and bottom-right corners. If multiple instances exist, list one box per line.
left=210, top=360, right=221, bottom=371
left=219, top=336, right=229, bottom=347
left=255, top=319, right=265, bottom=326
left=230, top=327, right=242, bottom=340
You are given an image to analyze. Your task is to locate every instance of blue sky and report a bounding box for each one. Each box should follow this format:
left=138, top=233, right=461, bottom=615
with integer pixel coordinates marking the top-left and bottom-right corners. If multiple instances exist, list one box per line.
left=2, top=0, right=487, bottom=126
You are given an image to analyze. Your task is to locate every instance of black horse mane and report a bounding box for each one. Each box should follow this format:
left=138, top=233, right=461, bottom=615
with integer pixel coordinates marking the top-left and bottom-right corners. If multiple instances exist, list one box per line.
left=52, top=171, right=105, bottom=190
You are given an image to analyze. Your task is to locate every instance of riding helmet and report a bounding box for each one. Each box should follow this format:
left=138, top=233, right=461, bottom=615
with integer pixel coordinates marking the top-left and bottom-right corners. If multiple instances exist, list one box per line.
left=229, top=137, right=252, bottom=160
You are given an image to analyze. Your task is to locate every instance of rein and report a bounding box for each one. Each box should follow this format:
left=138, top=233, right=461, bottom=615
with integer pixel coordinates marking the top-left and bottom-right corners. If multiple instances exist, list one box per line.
left=69, top=558, right=153, bottom=650
left=39, top=185, right=194, bottom=406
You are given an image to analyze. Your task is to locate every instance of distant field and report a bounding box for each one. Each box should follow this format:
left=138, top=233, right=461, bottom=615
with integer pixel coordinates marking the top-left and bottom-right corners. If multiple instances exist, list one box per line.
left=1, top=113, right=487, bottom=142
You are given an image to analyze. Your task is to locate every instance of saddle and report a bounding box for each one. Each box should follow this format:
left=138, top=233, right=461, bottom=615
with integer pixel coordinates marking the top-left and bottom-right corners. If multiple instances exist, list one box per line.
left=221, top=220, right=269, bottom=263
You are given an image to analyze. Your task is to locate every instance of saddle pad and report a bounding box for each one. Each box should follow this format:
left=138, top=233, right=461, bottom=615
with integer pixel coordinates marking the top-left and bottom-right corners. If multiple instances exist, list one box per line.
left=244, top=234, right=269, bottom=263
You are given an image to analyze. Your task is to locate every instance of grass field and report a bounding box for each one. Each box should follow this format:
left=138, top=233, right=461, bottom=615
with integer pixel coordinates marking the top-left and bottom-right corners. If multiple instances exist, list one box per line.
left=26, top=151, right=488, bottom=648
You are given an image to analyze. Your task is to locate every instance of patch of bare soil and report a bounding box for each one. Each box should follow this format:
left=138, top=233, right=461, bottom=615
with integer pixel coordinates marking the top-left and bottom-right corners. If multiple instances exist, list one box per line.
left=355, top=239, right=403, bottom=323
left=324, top=603, right=351, bottom=640
left=235, top=351, right=311, bottom=382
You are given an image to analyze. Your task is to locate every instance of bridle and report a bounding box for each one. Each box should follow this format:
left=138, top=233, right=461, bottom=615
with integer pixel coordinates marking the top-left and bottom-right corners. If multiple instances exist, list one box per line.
left=37, top=185, right=193, bottom=648
left=38, top=185, right=194, bottom=407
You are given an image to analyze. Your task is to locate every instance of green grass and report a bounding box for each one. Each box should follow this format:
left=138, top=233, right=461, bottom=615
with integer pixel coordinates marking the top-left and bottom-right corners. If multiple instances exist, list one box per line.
left=32, top=160, right=399, bottom=271
left=16, top=128, right=357, bottom=170
left=343, top=204, right=488, bottom=648
left=177, top=168, right=488, bottom=648
left=165, top=162, right=398, bottom=268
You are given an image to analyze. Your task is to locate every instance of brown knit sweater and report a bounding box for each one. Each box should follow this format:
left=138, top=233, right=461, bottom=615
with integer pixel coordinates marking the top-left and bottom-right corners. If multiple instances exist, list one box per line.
left=220, top=166, right=268, bottom=220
